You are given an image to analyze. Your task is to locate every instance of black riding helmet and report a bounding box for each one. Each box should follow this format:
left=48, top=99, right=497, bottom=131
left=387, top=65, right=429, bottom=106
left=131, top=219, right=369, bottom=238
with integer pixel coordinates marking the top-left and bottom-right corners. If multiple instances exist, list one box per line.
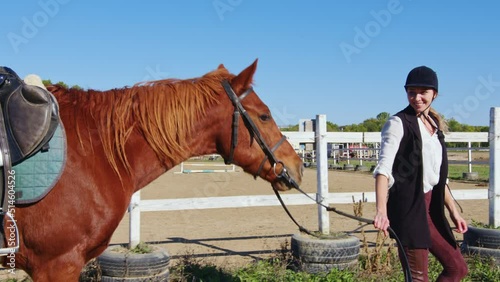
left=404, top=66, right=438, bottom=92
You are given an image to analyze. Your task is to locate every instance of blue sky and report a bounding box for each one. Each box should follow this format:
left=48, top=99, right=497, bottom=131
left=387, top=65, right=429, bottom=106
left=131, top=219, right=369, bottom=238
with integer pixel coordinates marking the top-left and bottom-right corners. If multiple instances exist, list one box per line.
left=2, top=0, right=499, bottom=126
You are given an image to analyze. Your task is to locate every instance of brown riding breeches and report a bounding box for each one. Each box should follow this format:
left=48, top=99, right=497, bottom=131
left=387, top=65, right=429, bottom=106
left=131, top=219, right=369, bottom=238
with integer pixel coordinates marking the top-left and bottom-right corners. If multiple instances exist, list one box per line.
left=398, top=191, right=468, bottom=282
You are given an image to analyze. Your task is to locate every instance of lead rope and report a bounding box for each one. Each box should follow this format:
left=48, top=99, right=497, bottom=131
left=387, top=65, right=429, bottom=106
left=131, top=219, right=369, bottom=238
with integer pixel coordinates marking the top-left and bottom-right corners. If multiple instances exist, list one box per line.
left=273, top=187, right=413, bottom=282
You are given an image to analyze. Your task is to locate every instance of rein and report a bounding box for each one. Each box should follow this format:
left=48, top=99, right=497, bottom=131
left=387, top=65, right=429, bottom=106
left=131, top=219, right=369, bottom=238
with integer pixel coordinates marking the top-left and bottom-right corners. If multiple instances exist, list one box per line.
left=221, top=80, right=412, bottom=281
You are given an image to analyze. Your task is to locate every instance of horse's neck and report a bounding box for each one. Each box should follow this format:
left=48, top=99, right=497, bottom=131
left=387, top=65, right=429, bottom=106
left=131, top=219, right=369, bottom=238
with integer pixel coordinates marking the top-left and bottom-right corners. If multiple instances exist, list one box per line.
left=183, top=122, right=220, bottom=158
left=124, top=120, right=219, bottom=190
left=117, top=130, right=163, bottom=190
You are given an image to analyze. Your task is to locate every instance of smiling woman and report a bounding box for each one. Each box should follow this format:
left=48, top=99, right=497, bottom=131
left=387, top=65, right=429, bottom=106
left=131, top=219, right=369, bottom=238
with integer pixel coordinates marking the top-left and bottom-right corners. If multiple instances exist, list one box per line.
left=373, top=65, right=469, bottom=281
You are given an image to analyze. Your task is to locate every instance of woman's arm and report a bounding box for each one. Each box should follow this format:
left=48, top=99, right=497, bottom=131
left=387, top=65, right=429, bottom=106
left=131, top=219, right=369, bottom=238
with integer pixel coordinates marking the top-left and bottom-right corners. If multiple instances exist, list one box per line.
left=444, top=184, right=468, bottom=233
left=372, top=116, right=404, bottom=236
left=374, top=174, right=390, bottom=236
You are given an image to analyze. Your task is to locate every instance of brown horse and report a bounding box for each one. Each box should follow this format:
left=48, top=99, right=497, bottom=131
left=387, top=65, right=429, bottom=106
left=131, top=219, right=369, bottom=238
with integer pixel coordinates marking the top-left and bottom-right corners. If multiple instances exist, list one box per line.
left=7, top=60, right=303, bottom=281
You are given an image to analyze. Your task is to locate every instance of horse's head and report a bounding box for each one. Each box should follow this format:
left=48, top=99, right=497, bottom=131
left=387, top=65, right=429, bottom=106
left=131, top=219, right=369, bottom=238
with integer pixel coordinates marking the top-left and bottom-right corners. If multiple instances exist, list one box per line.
left=215, top=60, right=303, bottom=191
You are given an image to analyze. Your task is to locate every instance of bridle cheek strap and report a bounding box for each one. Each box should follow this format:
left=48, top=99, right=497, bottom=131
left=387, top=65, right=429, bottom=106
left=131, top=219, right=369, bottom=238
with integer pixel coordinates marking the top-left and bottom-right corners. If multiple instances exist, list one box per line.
left=225, top=110, right=240, bottom=165
left=255, top=135, right=287, bottom=179
left=223, top=82, right=253, bottom=165
left=222, top=80, right=290, bottom=181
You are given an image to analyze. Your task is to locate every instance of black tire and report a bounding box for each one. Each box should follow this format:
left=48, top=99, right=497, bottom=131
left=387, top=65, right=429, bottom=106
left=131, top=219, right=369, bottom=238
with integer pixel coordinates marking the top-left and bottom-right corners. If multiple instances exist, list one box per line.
left=461, top=243, right=500, bottom=264
left=463, top=226, right=500, bottom=249
left=98, top=245, right=170, bottom=278
left=291, top=233, right=360, bottom=264
left=300, top=259, right=358, bottom=274
left=100, top=268, right=169, bottom=282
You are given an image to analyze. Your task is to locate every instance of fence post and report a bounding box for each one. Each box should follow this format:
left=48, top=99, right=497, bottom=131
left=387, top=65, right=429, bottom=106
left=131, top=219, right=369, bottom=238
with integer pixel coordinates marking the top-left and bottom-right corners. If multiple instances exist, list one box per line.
left=129, top=190, right=141, bottom=249
left=468, top=141, right=472, bottom=173
left=489, top=107, right=500, bottom=227
left=315, top=114, right=329, bottom=234
left=359, top=142, right=363, bottom=166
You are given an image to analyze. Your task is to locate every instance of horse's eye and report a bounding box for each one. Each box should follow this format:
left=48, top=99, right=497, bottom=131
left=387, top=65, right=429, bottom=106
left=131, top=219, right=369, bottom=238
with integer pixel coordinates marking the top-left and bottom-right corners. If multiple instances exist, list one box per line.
left=259, top=114, right=271, bottom=122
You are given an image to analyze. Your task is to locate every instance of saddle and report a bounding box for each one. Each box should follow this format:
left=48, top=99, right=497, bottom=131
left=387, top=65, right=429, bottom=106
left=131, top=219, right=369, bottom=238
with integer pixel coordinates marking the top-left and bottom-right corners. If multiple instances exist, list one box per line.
left=0, top=67, right=59, bottom=165
left=0, top=67, right=60, bottom=255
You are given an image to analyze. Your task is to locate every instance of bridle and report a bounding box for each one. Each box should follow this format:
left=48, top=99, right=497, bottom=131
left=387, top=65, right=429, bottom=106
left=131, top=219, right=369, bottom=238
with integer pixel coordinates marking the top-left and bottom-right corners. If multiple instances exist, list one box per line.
left=221, top=80, right=412, bottom=281
left=222, top=80, right=297, bottom=187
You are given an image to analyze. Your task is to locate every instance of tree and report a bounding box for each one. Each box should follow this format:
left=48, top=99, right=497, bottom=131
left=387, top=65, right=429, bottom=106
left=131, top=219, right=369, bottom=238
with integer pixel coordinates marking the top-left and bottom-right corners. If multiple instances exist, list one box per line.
left=281, top=114, right=487, bottom=135
left=55, top=81, right=68, bottom=88
left=376, top=112, right=390, bottom=122
left=42, top=79, right=81, bottom=90
left=363, top=118, right=380, bottom=132
left=448, top=118, right=462, bottom=132
left=280, top=124, right=298, bottom=131
left=42, top=79, right=52, bottom=87
left=326, top=121, right=340, bottom=132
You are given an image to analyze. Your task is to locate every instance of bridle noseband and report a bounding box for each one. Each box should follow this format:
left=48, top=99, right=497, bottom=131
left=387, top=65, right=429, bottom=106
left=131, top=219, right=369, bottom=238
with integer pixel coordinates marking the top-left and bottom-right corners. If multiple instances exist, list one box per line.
left=222, top=80, right=297, bottom=186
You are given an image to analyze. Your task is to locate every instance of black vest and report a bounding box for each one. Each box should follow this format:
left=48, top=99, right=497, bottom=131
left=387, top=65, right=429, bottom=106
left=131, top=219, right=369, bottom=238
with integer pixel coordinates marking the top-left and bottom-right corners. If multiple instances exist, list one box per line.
left=387, top=106, right=457, bottom=249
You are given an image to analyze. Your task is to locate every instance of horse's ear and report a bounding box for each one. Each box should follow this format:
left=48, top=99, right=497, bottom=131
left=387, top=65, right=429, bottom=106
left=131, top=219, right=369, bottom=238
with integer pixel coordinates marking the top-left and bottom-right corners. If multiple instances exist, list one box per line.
left=231, top=59, right=258, bottom=93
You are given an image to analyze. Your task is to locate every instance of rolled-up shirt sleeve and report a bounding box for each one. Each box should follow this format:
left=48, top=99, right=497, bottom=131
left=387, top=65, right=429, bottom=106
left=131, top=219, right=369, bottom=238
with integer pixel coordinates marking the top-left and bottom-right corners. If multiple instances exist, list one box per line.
left=373, top=116, right=404, bottom=188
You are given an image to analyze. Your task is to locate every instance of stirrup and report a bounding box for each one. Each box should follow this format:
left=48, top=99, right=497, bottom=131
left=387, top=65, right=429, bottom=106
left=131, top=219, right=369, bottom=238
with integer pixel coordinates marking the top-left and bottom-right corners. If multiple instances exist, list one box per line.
left=0, top=211, right=20, bottom=256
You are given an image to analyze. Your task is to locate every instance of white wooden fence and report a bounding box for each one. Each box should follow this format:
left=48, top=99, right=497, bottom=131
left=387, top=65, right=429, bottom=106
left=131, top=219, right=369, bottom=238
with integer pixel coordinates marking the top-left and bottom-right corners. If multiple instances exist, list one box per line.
left=127, top=108, right=499, bottom=248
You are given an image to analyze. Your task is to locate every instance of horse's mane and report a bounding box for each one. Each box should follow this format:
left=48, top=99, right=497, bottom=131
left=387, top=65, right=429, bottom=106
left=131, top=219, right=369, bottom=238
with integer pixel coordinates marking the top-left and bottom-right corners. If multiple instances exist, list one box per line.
left=51, top=67, right=233, bottom=177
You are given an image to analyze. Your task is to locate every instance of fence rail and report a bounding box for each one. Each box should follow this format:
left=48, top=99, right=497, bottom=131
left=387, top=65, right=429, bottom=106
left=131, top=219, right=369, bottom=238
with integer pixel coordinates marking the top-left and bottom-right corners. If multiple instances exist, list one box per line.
left=282, top=131, right=489, bottom=145
left=137, top=189, right=489, bottom=212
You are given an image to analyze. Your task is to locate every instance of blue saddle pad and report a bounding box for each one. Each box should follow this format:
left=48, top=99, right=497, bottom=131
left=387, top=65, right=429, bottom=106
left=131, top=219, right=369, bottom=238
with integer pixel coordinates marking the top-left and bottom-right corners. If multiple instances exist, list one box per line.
left=12, top=123, right=66, bottom=204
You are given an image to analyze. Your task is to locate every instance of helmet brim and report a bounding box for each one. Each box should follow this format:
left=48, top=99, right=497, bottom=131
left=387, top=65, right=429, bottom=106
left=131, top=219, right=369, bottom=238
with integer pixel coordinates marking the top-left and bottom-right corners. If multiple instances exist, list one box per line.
left=404, top=84, right=437, bottom=91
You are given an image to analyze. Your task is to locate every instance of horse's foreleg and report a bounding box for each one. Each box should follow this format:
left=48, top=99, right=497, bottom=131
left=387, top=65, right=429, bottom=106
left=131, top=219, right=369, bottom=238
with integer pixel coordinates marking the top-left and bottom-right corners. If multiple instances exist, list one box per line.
left=28, top=254, right=86, bottom=282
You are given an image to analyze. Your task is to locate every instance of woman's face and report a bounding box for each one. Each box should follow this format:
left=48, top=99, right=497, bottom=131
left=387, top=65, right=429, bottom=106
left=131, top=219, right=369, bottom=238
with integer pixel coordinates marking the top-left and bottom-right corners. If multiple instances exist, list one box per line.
left=406, top=87, right=436, bottom=115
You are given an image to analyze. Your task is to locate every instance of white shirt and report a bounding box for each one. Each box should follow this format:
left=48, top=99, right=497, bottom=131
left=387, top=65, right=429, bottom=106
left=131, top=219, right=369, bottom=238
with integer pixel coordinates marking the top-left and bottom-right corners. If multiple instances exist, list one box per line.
left=373, top=116, right=442, bottom=192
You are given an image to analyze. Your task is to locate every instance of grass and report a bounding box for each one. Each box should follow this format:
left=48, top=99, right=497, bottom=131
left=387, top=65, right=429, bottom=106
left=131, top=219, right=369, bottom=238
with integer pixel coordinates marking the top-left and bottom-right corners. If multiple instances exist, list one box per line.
left=129, top=242, right=154, bottom=254
left=448, top=164, right=489, bottom=182
left=35, top=243, right=496, bottom=282
left=162, top=247, right=500, bottom=282
left=470, top=219, right=500, bottom=229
